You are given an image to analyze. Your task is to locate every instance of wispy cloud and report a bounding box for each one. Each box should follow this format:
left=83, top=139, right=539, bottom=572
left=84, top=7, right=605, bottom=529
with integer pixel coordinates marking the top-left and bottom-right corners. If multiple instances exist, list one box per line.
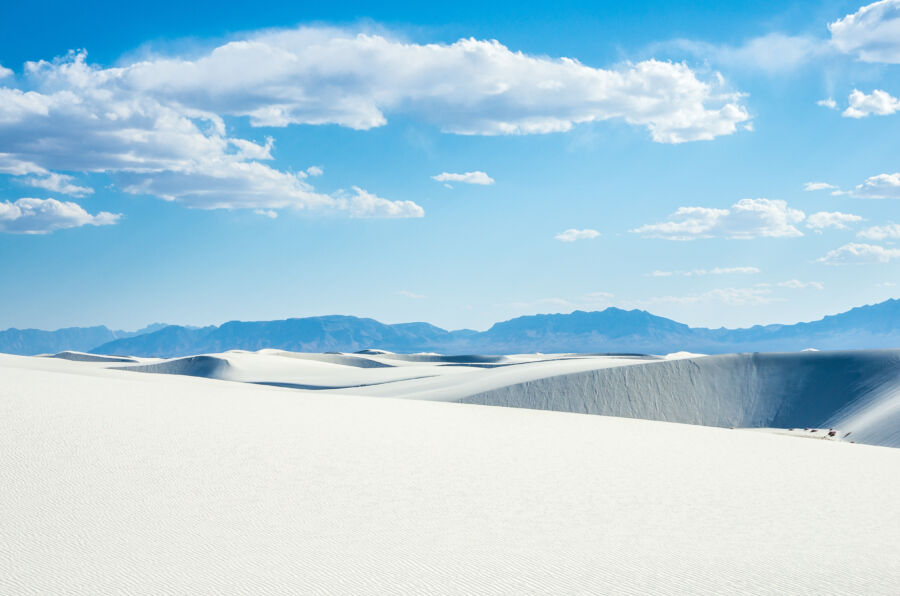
left=648, top=266, right=760, bottom=277
left=818, top=242, right=900, bottom=264
left=803, top=181, right=838, bottom=191
left=806, top=211, right=863, bottom=230
left=431, top=171, right=495, bottom=186
left=655, top=33, right=829, bottom=73
left=23, top=173, right=93, bottom=197
left=858, top=223, right=900, bottom=240
left=555, top=228, right=600, bottom=242
left=647, top=286, right=776, bottom=306
left=398, top=290, right=427, bottom=299
left=778, top=279, right=824, bottom=290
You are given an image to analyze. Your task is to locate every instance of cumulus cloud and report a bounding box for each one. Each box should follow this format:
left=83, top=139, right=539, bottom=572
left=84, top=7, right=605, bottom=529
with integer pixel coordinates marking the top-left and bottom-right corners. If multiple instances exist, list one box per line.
left=306, top=165, right=324, bottom=176
left=854, top=173, right=900, bottom=198
left=0, top=49, right=420, bottom=218
left=648, top=266, right=760, bottom=277
left=817, top=98, right=838, bottom=109
left=22, top=172, right=93, bottom=196
left=0, top=65, right=12, bottom=80
left=829, top=0, right=900, bottom=63
left=803, top=181, right=838, bottom=191
left=0, top=28, right=753, bottom=220
left=4, top=29, right=751, bottom=145
left=805, top=211, right=863, bottom=230
left=843, top=89, right=900, bottom=118
left=432, top=171, right=495, bottom=185
left=127, top=29, right=750, bottom=142
left=633, top=198, right=805, bottom=240
left=858, top=222, right=900, bottom=240
left=778, top=279, right=825, bottom=290
left=555, top=228, right=600, bottom=242
left=818, top=242, right=900, bottom=264
left=0, top=197, right=120, bottom=234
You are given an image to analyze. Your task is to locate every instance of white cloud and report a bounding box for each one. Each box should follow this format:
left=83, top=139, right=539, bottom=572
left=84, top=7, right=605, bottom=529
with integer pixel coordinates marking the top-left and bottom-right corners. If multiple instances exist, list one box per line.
left=843, top=89, right=900, bottom=118
left=254, top=209, right=278, bottom=219
left=858, top=222, right=900, bottom=240
left=0, top=29, right=750, bottom=219
left=778, top=279, right=825, bottom=290
left=0, top=50, right=420, bottom=218
left=23, top=172, right=93, bottom=197
left=0, top=153, right=47, bottom=176
left=817, top=98, right=838, bottom=109
left=805, top=211, right=863, bottom=230
left=306, top=165, right=324, bottom=176
left=555, top=228, right=600, bottom=242
left=648, top=266, right=760, bottom=277
left=660, top=34, right=828, bottom=73
left=803, top=181, right=838, bottom=191
left=0, top=65, right=12, bottom=80
left=633, top=198, right=805, bottom=240
left=829, top=0, right=900, bottom=63
left=337, top=186, right=424, bottom=218
left=432, top=171, right=495, bottom=185
left=0, top=197, right=120, bottom=234
left=817, top=242, right=900, bottom=264
left=20, top=29, right=751, bottom=143
left=854, top=173, right=900, bottom=198
left=398, top=290, right=426, bottom=299
left=648, top=286, right=775, bottom=306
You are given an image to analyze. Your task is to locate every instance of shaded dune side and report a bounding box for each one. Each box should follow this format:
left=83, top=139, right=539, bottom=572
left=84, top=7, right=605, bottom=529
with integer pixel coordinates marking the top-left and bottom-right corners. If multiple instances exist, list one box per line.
left=264, top=352, right=395, bottom=368
left=459, top=350, right=900, bottom=447
left=371, top=353, right=511, bottom=364
left=120, top=355, right=232, bottom=378
left=48, top=351, right=140, bottom=363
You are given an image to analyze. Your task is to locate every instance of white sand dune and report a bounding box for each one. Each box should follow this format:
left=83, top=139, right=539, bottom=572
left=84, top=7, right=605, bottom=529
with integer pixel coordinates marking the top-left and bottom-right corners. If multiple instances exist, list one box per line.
left=1, top=352, right=899, bottom=594
left=97, top=348, right=900, bottom=447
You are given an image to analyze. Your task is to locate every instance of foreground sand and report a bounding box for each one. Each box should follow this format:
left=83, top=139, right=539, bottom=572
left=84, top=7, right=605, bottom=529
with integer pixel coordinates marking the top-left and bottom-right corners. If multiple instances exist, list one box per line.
left=2, top=354, right=899, bottom=594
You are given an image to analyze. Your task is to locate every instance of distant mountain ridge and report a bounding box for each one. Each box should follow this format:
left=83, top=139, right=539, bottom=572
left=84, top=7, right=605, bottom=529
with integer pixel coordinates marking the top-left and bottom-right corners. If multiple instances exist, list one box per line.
left=0, top=323, right=168, bottom=356
left=2, top=300, right=900, bottom=357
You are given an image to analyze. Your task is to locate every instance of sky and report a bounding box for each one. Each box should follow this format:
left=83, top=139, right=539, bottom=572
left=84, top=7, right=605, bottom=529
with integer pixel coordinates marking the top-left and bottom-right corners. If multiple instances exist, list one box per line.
left=1, top=0, right=899, bottom=332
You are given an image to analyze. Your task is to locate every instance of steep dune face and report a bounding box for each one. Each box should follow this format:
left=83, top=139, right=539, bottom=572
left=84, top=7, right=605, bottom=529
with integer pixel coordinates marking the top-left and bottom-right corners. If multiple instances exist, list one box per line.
left=121, top=355, right=233, bottom=378
left=459, top=350, right=900, bottom=447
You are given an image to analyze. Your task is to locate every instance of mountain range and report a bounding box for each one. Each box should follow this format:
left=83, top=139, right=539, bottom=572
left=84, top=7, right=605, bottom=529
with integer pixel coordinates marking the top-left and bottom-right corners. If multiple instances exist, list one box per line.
left=2, top=299, right=900, bottom=357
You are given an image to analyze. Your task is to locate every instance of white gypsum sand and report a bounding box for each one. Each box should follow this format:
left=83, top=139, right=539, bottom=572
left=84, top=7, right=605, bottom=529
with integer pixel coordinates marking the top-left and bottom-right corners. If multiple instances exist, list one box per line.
left=1, top=352, right=900, bottom=594
left=73, top=348, right=900, bottom=447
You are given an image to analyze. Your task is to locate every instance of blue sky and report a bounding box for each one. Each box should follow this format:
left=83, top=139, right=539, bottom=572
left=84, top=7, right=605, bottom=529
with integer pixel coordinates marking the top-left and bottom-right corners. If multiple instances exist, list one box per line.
left=1, top=0, right=899, bottom=331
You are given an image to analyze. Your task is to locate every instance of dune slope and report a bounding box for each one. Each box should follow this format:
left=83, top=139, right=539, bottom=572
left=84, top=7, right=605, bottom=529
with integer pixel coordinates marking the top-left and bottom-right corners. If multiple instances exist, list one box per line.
left=461, top=350, right=900, bottom=447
